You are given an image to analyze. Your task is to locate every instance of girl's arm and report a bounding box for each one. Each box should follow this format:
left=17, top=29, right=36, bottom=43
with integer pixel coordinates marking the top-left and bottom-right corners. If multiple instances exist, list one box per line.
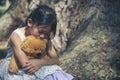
left=10, top=32, right=28, bottom=67
left=38, top=41, right=60, bottom=65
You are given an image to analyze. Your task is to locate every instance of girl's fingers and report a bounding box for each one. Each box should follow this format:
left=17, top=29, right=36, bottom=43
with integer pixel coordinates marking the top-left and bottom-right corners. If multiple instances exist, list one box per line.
left=23, top=62, right=33, bottom=70
left=27, top=68, right=36, bottom=74
left=24, top=65, right=33, bottom=71
left=22, top=61, right=37, bottom=73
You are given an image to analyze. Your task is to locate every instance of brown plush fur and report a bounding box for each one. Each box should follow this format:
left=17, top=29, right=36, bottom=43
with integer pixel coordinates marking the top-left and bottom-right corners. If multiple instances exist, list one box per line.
left=8, top=35, right=47, bottom=73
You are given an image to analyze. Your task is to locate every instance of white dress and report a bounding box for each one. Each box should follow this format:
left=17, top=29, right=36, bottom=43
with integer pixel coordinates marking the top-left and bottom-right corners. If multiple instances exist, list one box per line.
left=0, top=28, right=74, bottom=80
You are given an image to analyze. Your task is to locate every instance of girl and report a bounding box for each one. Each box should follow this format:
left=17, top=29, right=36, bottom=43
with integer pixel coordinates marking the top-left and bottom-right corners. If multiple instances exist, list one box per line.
left=0, top=5, right=74, bottom=80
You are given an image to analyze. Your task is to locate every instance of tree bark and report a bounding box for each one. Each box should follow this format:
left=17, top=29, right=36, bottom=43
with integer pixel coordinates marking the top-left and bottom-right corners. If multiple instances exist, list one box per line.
left=0, top=0, right=120, bottom=79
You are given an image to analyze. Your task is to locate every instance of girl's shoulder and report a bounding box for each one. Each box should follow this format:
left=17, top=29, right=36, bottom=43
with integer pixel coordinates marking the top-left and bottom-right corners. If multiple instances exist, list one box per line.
left=13, top=27, right=25, bottom=34
left=11, top=27, right=26, bottom=41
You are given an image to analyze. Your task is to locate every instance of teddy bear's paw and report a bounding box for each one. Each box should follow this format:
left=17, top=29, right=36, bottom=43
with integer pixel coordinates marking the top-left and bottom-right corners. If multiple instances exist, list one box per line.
left=8, top=56, right=19, bottom=73
left=8, top=65, right=19, bottom=73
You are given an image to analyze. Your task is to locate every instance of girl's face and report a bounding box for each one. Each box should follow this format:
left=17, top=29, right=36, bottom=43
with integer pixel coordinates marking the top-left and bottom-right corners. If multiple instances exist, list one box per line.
left=31, top=24, right=51, bottom=39
left=27, top=18, right=51, bottom=39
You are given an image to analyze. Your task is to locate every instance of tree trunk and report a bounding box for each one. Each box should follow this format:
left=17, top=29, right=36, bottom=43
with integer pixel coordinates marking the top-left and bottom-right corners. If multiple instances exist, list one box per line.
left=0, top=0, right=120, bottom=79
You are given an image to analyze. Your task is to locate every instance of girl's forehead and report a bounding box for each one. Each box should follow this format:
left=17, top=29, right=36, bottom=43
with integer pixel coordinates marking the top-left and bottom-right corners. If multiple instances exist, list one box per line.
left=36, top=25, right=52, bottom=31
left=36, top=24, right=51, bottom=28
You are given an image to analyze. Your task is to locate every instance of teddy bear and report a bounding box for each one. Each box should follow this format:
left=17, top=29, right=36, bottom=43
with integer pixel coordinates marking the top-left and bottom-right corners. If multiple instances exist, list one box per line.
left=8, top=35, right=48, bottom=73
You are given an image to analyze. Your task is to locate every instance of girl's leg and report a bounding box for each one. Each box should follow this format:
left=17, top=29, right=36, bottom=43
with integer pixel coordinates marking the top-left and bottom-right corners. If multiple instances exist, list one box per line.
left=44, top=70, right=74, bottom=80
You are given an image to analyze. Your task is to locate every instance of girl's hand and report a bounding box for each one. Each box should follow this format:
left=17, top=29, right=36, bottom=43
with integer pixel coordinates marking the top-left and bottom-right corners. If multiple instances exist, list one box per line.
left=23, top=59, right=42, bottom=74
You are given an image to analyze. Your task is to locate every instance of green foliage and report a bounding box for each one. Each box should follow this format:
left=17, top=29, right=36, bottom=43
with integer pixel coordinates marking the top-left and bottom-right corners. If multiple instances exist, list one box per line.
left=0, top=0, right=11, bottom=16
left=0, top=9, right=4, bottom=16
left=0, top=7, right=6, bottom=16
left=0, top=0, right=6, bottom=6
left=0, top=0, right=6, bottom=16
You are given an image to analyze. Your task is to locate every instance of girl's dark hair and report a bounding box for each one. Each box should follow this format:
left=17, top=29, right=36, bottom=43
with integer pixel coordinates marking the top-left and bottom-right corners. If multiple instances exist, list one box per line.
left=25, top=5, right=57, bottom=39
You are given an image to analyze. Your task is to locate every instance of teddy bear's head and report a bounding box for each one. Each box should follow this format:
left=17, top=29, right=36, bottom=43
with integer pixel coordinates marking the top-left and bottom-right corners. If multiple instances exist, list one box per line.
left=20, top=35, right=48, bottom=58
